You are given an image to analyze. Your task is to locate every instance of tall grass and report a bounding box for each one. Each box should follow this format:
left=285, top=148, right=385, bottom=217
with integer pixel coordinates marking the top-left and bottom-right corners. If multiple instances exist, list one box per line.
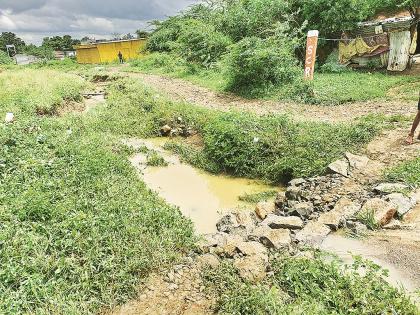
left=0, top=69, right=87, bottom=115
left=0, top=70, right=195, bottom=314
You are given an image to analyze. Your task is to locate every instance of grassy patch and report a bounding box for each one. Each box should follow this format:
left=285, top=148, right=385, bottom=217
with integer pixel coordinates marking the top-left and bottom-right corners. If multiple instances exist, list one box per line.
left=0, top=69, right=87, bottom=116
left=238, top=190, right=278, bottom=203
left=0, top=70, right=195, bottom=314
left=309, top=72, right=420, bottom=105
left=386, top=157, right=420, bottom=188
left=203, top=253, right=418, bottom=314
left=146, top=151, right=169, bottom=167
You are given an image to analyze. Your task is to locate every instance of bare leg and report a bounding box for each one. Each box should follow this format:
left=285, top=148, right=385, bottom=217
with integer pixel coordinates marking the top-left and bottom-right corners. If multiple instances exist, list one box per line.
left=406, top=110, right=420, bottom=145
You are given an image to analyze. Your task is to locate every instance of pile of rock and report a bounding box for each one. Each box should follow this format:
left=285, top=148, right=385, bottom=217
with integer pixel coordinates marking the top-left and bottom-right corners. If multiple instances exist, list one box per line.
left=197, top=152, right=418, bottom=282
left=160, top=117, right=195, bottom=138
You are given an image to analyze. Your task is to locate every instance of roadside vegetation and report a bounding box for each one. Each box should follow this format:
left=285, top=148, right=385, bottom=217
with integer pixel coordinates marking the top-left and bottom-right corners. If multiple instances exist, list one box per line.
left=0, top=69, right=195, bottom=314
left=203, top=253, right=418, bottom=314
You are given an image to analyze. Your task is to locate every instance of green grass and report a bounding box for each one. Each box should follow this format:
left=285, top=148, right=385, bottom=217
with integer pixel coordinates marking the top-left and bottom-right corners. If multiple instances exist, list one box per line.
left=238, top=190, right=278, bottom=203
left=203, top=253, right=418, bottom=315
left=129, top=52, right=420, bottom=104
left=146, top=151, right=169, bottom=167
left=0, top=69, right=195, bottom=314
left=386, top=157, right=420, bottom=188
left=0, top=69, right=87, bottom=115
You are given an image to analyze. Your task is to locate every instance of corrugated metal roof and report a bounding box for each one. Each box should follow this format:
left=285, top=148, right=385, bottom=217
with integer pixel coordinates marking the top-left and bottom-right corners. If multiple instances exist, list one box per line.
left=353, top=16, right=417, bottom=37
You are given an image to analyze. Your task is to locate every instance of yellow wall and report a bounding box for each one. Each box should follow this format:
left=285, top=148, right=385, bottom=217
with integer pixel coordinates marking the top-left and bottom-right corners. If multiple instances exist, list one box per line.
left=75, top=39, right=146, bottom=64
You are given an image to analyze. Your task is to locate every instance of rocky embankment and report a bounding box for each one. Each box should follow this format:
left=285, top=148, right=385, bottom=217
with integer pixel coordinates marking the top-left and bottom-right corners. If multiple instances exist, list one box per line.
left=196, top=152, right=418, bottom=282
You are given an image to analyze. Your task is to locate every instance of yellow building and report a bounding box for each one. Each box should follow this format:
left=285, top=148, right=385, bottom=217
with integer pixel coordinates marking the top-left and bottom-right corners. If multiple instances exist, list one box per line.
left=74, top=39, right=146, bottom=64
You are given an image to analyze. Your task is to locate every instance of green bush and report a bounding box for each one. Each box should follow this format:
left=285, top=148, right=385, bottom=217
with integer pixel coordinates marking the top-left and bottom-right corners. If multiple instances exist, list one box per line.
left=210, top=0, right=292, bottom=41
left=147, top=17, right=184, bottom=52
left=223, top=36, right=303, bottom=96
left=201, top=111, right=380, bottom=182
left=320, top=50, right=350, bottom=74
left=177, top=20, right=232, bottom=67
left=0, top=51, right=12, bottom=64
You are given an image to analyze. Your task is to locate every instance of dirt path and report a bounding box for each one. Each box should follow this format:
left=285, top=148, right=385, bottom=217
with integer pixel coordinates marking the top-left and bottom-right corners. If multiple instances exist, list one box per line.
left=120, top=71, right=416, bottom=123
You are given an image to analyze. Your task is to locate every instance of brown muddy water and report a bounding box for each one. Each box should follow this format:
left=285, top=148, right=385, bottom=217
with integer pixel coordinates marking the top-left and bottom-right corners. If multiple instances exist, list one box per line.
left=124, top=138, right=280, bottom=234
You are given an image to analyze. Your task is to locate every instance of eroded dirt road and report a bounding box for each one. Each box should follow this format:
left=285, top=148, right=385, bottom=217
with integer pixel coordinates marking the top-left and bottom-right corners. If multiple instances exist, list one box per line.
left=121, top=71, right=417, bottom=123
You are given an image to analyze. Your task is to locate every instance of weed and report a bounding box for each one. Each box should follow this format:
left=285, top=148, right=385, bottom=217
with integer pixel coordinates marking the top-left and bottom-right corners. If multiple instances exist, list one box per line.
left=357, top=209, right=380, bottom=230
left=146, top=151, right=169, bottom=167
left=238, top=190, right=278, bottom=203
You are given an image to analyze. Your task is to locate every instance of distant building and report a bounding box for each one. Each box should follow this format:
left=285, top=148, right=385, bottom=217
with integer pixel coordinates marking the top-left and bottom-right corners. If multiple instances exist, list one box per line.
left=339, top=9, right=419, bottom=71
left=54, top=50, right=76, bottom=60
left=74, top=38, right=146, bottom=64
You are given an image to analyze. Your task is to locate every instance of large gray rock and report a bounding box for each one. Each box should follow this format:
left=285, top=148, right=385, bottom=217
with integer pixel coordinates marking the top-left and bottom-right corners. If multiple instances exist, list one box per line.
left=197, top=232, right=228, bottom=253
left=255, top=201, right=275, bottom=220
left=361, top=198, right=396, bottom=227
left=385, top=193, right=416, bottom=217
left=288, top=178, right=306, bottom=186
left=233, top=254, right=268, bottom=283
left=295, top=221, right=331, bottom=246
left=262, top=214, right=304, bottom=230
left=236, top=241, right=268, bottom=257
left=197, top=254, right=220, bottom=269
left=374, top=183, right=409, bottom=194
left=317, top=197, right=361, bottom=230
left=345, top=152, right=369, bottom=170
left=213, top=234, right=244, bottom=258
left=249, top=225, right=291, bottom=249
left=216, top=211, right=255, bottom=236
left=327, top=159, right=349, bottom=177
left=285, top=185, right=301, bottom=201
left=290, top=202, right=314, bottom=218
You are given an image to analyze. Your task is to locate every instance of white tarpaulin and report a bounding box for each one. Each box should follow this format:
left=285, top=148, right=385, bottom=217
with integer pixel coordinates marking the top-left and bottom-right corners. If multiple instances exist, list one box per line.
left=387, top=31, right=411, bottom=71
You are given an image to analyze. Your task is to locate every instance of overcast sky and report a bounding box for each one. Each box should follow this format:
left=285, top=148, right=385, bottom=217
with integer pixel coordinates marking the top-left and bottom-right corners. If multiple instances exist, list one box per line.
left=0, top=0, right=198, bottom=45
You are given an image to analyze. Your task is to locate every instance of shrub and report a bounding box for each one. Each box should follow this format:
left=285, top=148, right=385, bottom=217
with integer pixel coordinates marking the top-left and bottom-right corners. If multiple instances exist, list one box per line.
left=147, top=17, right=184, bottom=52
left=320, top=50, right=350, bottom=73
left=177, top=20, right=232, bottom=67
left=223, top=36, right=303, bottom=96
left=0, top=50, right=12, bottom=64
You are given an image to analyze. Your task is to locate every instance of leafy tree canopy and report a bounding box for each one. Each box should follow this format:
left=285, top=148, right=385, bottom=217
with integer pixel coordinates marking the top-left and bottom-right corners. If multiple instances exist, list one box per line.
left=0, top=32, right=26, bottom=53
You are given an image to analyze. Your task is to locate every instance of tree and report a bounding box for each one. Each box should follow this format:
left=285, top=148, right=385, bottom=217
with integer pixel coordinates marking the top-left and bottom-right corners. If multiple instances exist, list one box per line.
left=122, top=33, right=135, bottom=40
left=42, top=35, right=80, bottom=51
left=135, top=29, right=150, bottom=38
left=0, top=32, right=26, bottom=52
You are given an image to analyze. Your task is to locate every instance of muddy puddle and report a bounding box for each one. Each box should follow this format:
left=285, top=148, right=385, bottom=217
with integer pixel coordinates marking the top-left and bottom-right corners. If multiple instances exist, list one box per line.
left=124, top=138, right=280, bottom=234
